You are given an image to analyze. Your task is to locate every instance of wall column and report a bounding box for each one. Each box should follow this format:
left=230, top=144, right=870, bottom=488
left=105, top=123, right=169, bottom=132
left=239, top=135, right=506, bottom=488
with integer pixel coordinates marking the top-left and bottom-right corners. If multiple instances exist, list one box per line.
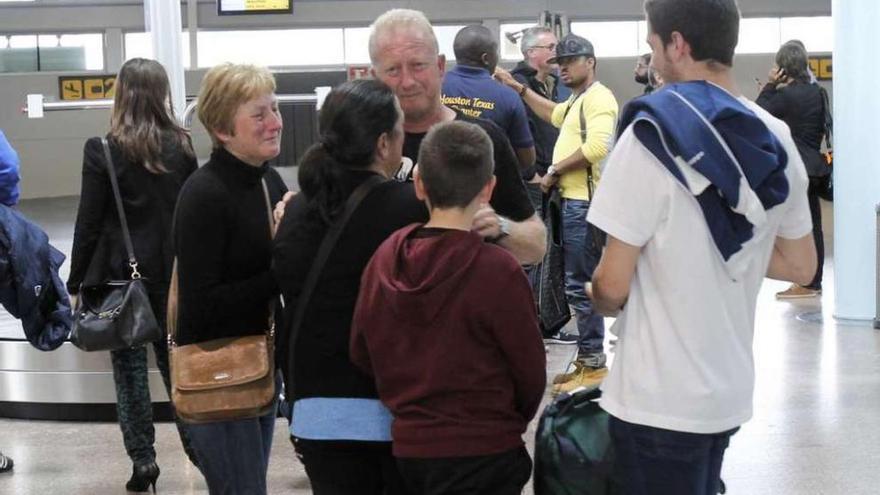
left=832, top=0, right=880, bottom=321
left=144, top=0, right=185, bottom=116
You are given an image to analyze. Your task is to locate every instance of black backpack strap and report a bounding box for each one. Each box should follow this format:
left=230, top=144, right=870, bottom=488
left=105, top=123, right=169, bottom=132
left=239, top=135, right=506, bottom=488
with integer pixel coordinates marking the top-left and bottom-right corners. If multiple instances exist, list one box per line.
left=577, top=98, right=597, bottom=200
left=101, top=138, right=141, bottom=279
left=284, top=174, right=385, bottom=396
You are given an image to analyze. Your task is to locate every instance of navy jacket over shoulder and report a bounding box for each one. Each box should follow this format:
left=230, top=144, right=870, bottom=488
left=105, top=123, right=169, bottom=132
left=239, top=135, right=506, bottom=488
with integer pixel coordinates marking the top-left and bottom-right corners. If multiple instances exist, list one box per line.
left=0, top=205, right=71, bottom=351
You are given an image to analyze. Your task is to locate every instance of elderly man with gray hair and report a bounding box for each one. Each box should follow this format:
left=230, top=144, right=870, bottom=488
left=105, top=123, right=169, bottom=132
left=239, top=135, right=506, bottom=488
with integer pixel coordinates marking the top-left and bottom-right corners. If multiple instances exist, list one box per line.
left=510, top=26, right=563, bottom=213
left=369, top=8, right=546, bottom=266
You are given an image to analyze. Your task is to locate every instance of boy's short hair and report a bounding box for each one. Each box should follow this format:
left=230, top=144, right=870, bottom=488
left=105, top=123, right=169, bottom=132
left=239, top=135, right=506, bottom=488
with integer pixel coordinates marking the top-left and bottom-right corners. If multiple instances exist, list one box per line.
left=198, top=63, right=276, bottom=149
left=417, top=121, right=494, bottom=209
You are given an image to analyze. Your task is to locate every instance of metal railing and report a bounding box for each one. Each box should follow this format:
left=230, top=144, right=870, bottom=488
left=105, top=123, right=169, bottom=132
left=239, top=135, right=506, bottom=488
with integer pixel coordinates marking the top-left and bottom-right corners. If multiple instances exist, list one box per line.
left=24, top=91, right=323, bottom=128
left=22, top=99, right=114, bottom=114
left=181, top=93, right=319, bottom=128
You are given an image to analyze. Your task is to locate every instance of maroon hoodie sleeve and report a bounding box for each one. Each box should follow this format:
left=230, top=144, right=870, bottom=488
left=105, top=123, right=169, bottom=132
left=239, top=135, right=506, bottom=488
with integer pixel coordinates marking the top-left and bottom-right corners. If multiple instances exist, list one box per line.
left=489, top=262, right=547, bottom=421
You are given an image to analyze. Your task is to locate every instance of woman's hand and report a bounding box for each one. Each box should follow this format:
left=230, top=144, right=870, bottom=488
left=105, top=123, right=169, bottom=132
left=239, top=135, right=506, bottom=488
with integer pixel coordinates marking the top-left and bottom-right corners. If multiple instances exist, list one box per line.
left=768, top=66, right=789, bottom=87
left=273, top=191, right=297, bottom=234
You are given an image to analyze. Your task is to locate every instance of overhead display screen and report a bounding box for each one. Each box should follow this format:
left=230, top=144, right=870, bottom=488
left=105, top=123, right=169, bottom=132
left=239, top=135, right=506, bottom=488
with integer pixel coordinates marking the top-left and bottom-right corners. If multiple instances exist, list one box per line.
left=218, top=0, right=292, bottom=16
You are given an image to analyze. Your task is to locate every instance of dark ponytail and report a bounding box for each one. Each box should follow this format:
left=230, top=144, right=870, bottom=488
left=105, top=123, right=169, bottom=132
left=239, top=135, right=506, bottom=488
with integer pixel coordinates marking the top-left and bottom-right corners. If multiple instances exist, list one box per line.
left=297, top=79, right=399, bottom=225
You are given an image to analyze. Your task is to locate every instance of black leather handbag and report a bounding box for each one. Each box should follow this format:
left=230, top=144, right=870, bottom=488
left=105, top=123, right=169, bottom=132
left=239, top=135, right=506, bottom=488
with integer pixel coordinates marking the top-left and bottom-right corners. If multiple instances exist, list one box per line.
left=537, top=189, right=572, bottom=336
left=70, top=138, right=161, bottom=351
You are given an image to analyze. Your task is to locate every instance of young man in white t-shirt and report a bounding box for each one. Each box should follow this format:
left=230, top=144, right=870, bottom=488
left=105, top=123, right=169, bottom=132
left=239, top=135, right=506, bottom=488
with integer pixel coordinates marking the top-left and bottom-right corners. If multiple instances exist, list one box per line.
left=587, top=0, right=817, bottom=493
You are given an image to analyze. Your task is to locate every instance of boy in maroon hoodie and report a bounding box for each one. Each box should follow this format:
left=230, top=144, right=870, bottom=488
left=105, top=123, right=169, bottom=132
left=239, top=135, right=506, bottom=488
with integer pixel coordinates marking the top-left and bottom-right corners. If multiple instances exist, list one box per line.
left=351, top=121, right=547, bottom=495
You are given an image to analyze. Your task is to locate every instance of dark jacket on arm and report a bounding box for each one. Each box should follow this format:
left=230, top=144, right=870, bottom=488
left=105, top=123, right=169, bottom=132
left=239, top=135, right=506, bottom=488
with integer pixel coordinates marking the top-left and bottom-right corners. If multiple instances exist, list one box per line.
left=173, top=146, right=287, bottom=346
left=1, top=205, right=71, bottom=351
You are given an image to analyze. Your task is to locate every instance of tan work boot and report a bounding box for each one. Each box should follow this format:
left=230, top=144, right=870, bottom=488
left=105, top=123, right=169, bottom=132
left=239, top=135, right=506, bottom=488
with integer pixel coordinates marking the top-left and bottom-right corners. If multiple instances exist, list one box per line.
left=552, top=366, right=608, bottom=397
left=552, top=360, right=586, bottom=385
left=776, top=284, right=821, bottom=300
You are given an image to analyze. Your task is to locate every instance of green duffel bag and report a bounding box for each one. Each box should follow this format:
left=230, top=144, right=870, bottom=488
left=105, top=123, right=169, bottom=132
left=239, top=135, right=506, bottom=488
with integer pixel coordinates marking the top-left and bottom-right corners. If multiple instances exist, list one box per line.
left=534, top=387, right=618, bottom=495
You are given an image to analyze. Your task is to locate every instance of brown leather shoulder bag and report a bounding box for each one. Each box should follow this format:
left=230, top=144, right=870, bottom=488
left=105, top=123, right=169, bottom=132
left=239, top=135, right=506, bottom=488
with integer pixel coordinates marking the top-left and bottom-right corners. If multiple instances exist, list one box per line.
left=167, top=179, right=276, bottom=424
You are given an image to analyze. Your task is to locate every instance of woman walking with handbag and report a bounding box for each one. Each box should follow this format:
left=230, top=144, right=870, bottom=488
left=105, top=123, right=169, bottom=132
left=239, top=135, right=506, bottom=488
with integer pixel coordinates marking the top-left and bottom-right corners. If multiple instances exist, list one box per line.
left=170, top=63, right=288, bottom=495
left=272, top=79, right=427, bottom=495
left=67, top=58, right=199, bottom=492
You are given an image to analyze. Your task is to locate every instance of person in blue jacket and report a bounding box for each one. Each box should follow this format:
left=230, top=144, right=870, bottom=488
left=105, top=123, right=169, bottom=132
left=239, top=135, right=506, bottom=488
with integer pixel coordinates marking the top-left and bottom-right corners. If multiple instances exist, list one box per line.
left=0, top=129, right=72, bottom=473
left=0, top=130, right=20, bottom=207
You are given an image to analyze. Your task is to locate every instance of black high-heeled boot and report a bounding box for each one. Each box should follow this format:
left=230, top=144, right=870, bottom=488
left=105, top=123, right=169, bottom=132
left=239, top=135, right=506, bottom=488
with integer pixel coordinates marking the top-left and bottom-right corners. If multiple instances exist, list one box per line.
left=126, top=462, right=159, bottom=493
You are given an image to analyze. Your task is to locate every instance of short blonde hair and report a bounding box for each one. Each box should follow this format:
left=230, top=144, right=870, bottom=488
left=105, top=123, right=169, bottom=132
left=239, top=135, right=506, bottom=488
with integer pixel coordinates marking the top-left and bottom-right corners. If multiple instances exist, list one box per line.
left=368, top=8, right=439, bottom=64
left=198, top=63, right=276, bottom=148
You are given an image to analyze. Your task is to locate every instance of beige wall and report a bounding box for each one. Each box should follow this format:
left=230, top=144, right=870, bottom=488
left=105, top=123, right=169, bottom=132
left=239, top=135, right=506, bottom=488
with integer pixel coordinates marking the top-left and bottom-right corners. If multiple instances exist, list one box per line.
left=2, top=54, right=832, bottom=199
left=0, top=0, right=832, bottom=198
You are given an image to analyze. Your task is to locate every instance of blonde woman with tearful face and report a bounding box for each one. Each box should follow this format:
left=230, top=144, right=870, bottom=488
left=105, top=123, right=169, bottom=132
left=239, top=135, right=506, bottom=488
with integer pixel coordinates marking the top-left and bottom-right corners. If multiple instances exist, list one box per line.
left=171, top=63, right=289, bottom=495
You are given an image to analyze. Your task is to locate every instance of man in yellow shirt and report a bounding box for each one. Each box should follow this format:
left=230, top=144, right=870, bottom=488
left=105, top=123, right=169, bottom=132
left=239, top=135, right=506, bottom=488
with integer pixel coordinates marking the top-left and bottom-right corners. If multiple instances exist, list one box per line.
left=496, top=34, right=618, bottom=392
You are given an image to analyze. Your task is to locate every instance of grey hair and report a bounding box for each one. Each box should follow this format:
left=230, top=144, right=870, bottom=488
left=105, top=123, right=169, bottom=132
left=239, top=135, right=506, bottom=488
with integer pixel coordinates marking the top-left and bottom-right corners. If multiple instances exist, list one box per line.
left=520, top=26, right=554, bottom=56
left=369, top=9, right=439, bottom=64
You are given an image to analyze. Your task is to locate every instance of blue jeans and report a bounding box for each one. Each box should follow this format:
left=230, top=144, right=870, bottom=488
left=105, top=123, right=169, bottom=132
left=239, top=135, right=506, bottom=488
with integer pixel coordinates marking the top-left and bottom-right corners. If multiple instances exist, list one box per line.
left=609, top=416, right=738, bottom=495
left=188, top=407, right=277, bottom=495
left=561, top=198, right=604, bottom=355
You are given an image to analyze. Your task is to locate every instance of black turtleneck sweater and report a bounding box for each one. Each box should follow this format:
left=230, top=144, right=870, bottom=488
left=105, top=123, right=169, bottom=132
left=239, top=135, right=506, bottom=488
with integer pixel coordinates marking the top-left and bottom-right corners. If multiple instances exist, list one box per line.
left=173, top=147, right=287, bottom=345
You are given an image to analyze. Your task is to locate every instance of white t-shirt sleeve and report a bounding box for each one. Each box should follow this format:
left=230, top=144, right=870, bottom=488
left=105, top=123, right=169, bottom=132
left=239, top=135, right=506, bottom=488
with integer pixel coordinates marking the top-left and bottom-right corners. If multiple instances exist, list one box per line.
left=587, top=125, right=669, bottom=247
left=776, top=143, right=813, bottom=240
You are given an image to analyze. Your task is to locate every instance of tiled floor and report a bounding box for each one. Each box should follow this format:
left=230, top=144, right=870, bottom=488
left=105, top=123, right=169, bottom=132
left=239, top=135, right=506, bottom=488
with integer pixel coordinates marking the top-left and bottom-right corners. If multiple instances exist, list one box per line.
left=3, top=198, right=875, bottom=494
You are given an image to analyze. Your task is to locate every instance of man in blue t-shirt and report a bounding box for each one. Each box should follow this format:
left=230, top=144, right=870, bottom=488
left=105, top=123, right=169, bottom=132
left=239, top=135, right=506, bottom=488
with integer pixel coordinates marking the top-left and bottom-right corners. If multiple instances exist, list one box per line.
left=0, top=130, right=21, bottom=207
left=442, top=25, right=536, bottom=180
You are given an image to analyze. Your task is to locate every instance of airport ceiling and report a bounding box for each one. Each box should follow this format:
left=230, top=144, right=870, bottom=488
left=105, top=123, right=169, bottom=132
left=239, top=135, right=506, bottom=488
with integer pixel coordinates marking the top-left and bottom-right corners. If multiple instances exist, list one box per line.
left=0, top=0, right=831, bottom=19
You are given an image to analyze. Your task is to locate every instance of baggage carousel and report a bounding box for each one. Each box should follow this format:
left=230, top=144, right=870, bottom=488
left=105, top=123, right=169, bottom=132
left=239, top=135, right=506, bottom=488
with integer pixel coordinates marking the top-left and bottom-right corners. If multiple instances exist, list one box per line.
left=0, top=197, right=172, bottom=421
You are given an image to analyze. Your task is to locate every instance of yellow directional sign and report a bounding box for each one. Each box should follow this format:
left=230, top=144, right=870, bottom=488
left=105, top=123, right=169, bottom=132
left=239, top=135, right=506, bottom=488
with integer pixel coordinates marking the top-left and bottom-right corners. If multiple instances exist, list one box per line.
left=60, top=79, right=83, bottom=100
left=59, top=75, right=117, bottom=101
left=218, top=0, right=292, bottom=15
left=808, top=56, right=832, bottom=81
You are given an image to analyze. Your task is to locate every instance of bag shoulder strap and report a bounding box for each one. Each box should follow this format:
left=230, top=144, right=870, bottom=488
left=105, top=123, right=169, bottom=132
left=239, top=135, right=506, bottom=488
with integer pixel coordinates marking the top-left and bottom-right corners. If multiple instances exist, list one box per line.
left=575, top=97, right=598, bottom=199
left=818, top=85, right=833, bottom=150
left=167, top=175, right=279, bottom=346
left=285, top=174, right=385, bottom=392
left=100, top=137, right=140, bottom=278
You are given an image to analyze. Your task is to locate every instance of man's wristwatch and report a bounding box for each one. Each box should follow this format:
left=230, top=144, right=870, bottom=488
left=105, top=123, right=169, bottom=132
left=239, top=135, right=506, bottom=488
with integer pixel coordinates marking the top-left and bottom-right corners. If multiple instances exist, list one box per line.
left=546, top=165, right=558, bottom=177
left=491, top=215, right=511, bottom=243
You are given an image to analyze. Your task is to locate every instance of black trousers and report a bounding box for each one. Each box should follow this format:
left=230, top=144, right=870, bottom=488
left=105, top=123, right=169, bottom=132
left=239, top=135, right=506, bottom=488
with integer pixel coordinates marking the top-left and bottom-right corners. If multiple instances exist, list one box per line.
left=396, top=446, right=532, bottom=495
left=805, top=180, right=825, bottom=290
left=292, top=438, right=410, bottom=495
left=110, top=289, right=198, bottom=466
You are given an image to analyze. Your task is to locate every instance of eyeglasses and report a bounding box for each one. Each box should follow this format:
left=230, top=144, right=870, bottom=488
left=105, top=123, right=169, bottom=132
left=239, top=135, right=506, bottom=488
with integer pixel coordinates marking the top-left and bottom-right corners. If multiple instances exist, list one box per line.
left=530, top=44, right=556, bottom=51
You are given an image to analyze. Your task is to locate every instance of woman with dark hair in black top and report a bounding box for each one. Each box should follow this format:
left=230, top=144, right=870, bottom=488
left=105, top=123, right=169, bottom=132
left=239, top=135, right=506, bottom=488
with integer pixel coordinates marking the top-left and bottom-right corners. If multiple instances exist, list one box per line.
left=273, top=79, right=426, bottom=495
left=758, top=41, right=829, bottom=299
left=68, top=57, right=198, bottom=492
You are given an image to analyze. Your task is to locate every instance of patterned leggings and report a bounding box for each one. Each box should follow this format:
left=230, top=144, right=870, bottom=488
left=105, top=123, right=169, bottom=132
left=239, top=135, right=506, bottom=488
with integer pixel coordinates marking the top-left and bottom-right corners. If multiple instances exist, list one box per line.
left=109, top=290, right=198, bottom=466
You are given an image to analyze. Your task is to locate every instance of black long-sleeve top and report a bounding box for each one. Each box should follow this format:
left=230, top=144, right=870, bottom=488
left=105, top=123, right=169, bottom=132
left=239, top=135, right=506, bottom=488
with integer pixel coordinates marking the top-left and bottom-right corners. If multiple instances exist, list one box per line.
left=68, top=134, right=197, bottom=294
left=756, top=81, right=827, bottom=176
left=272, top=169, right=428, bottom=400
left=173, top=146, right=287, bottom=346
